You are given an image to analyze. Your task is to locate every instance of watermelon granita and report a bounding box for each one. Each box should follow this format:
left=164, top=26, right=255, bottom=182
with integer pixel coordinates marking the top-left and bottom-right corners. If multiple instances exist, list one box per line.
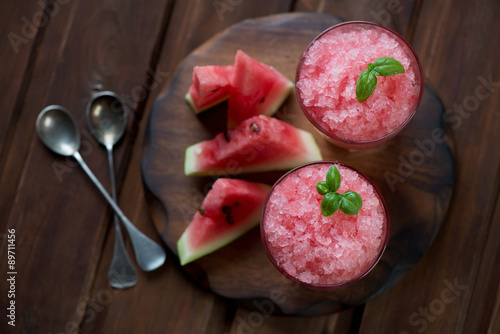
left=296, top=21, right=423, bottom=149
left=261, top=162, right=389, bottom=289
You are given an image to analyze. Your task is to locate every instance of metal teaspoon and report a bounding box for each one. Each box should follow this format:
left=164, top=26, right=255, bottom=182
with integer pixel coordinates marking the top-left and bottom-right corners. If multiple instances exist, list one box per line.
left=36, top=105, right=166, bottom=272
left=86, top=92, right=137, bottom=288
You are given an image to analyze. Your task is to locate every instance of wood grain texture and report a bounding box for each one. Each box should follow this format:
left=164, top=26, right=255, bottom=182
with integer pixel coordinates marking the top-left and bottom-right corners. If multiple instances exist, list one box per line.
left=2, top=0, right=499, bottom=332
left=294, top=0, right=419, bottom=38
left=358, top=0, right=500, bottom=333
left=142, top=12, right=454, bottom=315
left=79, top=1, right=297, bottom=333
left=227, top=306, right=360, bottom=334
left=0, top=0, right=169, bottom=332
left=0, top=0, right=44, bottom=165
left=0, top=0, right=75, bottom=252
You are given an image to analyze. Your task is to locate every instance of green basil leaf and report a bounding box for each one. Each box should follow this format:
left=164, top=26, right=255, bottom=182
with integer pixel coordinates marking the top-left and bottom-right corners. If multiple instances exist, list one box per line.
left=326, top=166, right=341, bottom=193
left=316, top=181, right=330, bottom=195
left=356, top=69, right=377, bottom=103
left=372, top=57, right=405, bottom=77
left=340, top=191, right=363, bottom=216
left=321, top=192, right=342, bottom=217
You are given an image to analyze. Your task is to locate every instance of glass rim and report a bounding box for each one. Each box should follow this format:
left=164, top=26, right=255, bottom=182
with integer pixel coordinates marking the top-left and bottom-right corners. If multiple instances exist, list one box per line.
left=295, top=20, right=425, bottom=148
left=260, top=161, right=391, bottom=289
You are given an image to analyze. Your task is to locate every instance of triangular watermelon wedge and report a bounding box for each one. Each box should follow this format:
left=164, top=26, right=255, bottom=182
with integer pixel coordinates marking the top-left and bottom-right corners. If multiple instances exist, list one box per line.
left=185, top=115, right=322, bottom=176
left=185, top=65, right=234, bottom=113
left=177, top=178, right=270, bottom=265
left=227, top=50, right=294, bottom=128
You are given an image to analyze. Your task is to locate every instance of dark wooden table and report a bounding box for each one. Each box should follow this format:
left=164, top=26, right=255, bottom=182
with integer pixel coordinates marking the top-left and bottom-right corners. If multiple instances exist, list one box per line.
left=1, top=0, right=499, bottom=333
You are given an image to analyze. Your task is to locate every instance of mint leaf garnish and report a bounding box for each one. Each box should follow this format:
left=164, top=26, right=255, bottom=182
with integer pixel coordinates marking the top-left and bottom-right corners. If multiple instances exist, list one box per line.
left=356, top=70, right=378, bottom=103
left=316, top=166, right=363, bottom=217
left=316, top=181, right=330, bottom=195
left=340, top=191, right=363, bottom=216
left=356, top=57, right=405, bottom=103
left=326, top=164, right=341, bottom=193
left=373, top=57, right=405, bottom=76
left=321, top=192, right=342, bottom=217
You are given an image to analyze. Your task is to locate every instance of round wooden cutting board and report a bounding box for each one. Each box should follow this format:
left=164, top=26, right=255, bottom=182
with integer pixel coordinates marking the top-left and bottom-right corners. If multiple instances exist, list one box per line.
left=141, top=13, right=454, bottom=315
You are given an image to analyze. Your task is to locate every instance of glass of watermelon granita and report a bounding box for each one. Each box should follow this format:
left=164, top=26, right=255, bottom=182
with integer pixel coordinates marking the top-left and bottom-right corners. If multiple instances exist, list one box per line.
left=295, top=21, right=424, bottom=150
left=260, top=161, right=390, bottom=289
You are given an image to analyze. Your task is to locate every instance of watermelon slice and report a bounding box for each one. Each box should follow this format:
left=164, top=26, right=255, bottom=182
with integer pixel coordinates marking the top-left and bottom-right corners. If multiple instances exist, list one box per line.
left=177, top=178, right=270, bottom=265
left=185, top=65, right=234, bottom=113
left=185, top=115, right=322, bottom=176
left=227, top=50, right=294, bottom=128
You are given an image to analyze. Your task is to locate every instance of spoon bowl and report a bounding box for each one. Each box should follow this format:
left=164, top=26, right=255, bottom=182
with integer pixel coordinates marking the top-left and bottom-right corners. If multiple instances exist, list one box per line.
left=36, top=105, right=80, bottom=156
left=87, top=91, right=127, bottom=148
left=36, top=104, right=166, bottom=276
left=87, top=91, right=138, bottom=288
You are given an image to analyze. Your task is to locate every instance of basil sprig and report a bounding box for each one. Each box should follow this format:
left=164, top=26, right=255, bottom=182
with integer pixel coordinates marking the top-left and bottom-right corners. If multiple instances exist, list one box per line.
left=356, top=57, right=405, bottom=103
left=316, top=166, right=363, bottom=216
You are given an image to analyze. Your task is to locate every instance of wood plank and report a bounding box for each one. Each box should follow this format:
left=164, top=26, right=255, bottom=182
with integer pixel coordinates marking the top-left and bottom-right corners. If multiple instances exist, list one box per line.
left=358, top=0, right=500, bottom=332
left=227, top=307, right=359, bottom=334
left=0, top=0, right=63, bottom=246
left=0, top=0, right=169, bottom=332
left=78, top=195, right=230, bottom=333
left=0, top=0, right=43, bottom=166
left=80, top=1, right=295, bottom=333
left=147, top=0, right=293, bottom=69
left=228, top=308, right=328, bottom=334
left=0, top=2, right=84, bottom=333
left=5, top=1, right=498, bottom=333
left=462, top=184, right=500, bottom=333
left=294, top=0, right=420, bottom=37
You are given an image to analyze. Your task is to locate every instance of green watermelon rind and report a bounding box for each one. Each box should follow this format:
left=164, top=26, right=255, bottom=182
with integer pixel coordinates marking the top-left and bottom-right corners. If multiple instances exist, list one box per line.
left=184, top=128, right=322, bottom=176
left=260, top=80, right=295, bottom=117
left=176, top=183, right=270, bottom=266
left=185, top=91, right=229, bottom=114
left=177, top=210, right=260, bottom=266
left=184, top=143, right=203, bottom=176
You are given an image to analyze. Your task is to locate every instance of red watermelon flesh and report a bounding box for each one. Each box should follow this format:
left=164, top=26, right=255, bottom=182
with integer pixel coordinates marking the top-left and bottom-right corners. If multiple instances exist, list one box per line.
left=177, top=178, right=270, bottom=265
left=185, top=115, right=322, bottom=176
left=227, top=50, right=294, bottom=128
left=185, top=65, right=234, bottom=113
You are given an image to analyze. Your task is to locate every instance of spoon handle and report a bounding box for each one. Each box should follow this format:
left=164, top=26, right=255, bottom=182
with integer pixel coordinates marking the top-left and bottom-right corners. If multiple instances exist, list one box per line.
left=107, top=147, right=120, bottom=224
left=106, top=146, right=137, bottom=288
left=73, top=151, right=166, bottom=271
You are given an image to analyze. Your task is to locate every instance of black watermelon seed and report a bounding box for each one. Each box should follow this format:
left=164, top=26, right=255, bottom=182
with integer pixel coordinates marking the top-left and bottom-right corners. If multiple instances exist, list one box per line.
left=198, top=206, right=206, bottom=216
left=226, top=215, right=234, bottom=225
left=250, top=123, right=260, bottom=133
left=222, top=206, right=232, bottom=214
left=223, top=131, right=230, bottom=142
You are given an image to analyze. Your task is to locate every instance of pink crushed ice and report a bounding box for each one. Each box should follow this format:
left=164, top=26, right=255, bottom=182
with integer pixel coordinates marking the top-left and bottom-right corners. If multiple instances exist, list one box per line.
left=262, top=163, right=386, bottom=286
left=296, top=24, right=420, bottom=142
